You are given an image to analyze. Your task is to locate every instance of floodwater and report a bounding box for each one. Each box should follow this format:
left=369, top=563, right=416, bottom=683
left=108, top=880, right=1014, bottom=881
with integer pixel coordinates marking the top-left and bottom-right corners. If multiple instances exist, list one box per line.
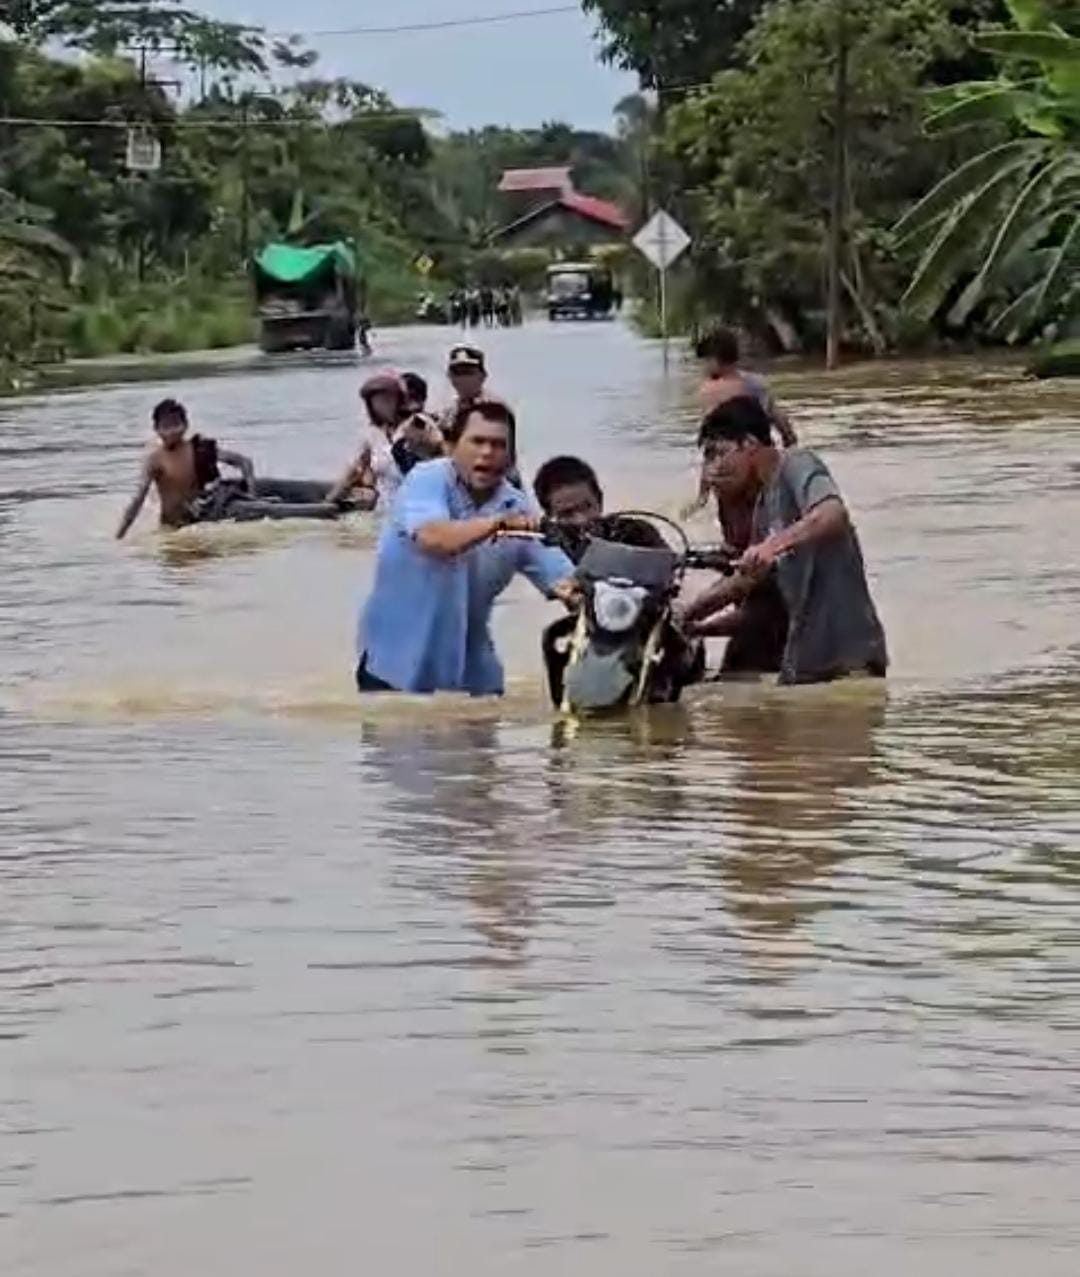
left=2, top=323, right=1079, bottom=1276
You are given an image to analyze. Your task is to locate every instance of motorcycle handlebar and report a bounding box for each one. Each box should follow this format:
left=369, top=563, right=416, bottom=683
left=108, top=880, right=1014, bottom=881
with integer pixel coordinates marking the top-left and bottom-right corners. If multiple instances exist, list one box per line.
left=683, top=546, right=735, bottom=574
left=500, top=521, right=736, bottom=572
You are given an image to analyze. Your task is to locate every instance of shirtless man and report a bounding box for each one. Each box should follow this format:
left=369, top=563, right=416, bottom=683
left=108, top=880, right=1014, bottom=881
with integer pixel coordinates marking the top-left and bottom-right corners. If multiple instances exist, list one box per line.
left=695, top=326, right=796, bottom=445
left=116, top=398, right=255, bottom=538
left=683, top=326, right=797, bottom=523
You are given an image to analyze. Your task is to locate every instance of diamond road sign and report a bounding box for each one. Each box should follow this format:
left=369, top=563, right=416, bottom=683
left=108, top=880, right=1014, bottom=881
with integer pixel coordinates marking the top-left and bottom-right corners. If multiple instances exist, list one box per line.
left=633, top=210, right=691, bottom=271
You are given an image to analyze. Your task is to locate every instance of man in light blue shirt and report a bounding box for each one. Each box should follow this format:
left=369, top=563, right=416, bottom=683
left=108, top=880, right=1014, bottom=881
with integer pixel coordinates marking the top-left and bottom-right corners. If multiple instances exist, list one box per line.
left=357, top=399, right=575, bottom=696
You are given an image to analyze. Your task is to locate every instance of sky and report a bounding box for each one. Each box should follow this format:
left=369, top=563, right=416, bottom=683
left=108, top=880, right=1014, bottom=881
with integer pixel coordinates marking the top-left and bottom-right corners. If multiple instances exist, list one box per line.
left=192, top=1, right=638, bottom=132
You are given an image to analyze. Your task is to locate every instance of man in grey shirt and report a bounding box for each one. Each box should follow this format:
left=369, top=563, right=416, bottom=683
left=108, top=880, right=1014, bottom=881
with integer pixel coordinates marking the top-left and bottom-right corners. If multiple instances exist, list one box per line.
left=682, top=396, right=887, bottom=684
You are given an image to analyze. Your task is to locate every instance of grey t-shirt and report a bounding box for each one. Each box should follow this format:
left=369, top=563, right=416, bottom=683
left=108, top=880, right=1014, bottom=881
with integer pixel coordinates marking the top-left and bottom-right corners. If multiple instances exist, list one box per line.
left=739, top=369, right=772, bottom=409
left=752, top=448, right=888, bottom=684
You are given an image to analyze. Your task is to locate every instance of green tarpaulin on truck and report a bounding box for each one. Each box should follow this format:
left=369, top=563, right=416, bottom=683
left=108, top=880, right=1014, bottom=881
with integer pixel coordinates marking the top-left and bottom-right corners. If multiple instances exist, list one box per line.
left=254, top=242, right=356, bottom=286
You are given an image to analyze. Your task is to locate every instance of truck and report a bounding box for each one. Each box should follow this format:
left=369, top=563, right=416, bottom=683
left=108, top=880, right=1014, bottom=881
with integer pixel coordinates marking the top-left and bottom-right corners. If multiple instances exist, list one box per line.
left=253, top=241, right=360, bottom=354
left=546, top=262, right=617, bottom=322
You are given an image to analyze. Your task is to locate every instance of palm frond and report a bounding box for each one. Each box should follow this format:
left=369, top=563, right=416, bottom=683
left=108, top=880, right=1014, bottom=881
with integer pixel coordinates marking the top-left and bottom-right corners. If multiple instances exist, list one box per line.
left=950, top=151, right=1080, bottom=322
left=892, top=140, right=1046, bottom=243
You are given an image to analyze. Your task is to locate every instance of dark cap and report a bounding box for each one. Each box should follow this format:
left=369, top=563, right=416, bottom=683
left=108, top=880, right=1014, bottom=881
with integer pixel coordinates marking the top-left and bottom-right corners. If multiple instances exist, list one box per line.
left=448, top=344, right=486, bottom=373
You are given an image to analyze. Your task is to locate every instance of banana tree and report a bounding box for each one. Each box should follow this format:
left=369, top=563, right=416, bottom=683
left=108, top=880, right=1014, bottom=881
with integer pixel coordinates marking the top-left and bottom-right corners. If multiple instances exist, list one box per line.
left=894, top=0, right=1079, bottom=340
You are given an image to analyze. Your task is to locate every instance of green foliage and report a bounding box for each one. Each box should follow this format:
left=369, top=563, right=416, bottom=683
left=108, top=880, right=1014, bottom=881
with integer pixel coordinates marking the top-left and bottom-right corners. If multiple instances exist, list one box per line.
left=662, top=0, right=992, bottom=350
left=0, top=1, right=640, bottom=382
left=581, top=0, right=768, bottom=89
left=896, top=0, right=1080, bottom=339
left=1, top=0, right=302, bottom=74
left=1028, top=336, right=1080, bottom=375
left=0, top=189, right=76, bottom=386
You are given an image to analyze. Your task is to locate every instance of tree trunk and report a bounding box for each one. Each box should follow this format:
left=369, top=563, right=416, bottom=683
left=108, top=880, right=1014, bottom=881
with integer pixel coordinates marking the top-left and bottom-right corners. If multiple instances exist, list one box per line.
left=826, top=0, right=849, bottom=371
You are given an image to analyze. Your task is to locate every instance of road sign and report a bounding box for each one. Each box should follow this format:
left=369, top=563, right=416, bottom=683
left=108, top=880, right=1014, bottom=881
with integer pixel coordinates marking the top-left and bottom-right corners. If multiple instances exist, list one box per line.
left=125, top=127, right=162, bottom=174
left=633, top=211, right=692, bottom=371
left=415, top=254, right=435, bottom=277
left=633, top=210, right=690, bottom=271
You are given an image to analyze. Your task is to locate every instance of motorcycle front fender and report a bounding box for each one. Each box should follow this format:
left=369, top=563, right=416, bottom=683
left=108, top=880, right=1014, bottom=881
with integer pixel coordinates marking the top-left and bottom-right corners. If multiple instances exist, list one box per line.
left=563, top=640, right=638, bottom=712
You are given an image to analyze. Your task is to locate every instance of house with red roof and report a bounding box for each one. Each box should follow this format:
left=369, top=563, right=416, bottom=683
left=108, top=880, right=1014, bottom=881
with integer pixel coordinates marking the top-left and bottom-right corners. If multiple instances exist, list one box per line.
left=491, top=166, right=629, bottom=250
left=498, top=167, right=573, bottom=198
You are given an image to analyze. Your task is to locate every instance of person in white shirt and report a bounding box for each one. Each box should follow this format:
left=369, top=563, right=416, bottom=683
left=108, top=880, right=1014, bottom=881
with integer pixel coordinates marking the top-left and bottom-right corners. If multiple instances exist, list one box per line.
left=328, top=372, right=442, bottom=512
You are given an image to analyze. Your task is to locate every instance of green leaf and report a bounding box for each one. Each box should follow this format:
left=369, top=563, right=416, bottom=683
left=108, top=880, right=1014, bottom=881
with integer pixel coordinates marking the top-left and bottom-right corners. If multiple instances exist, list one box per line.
left=1004, top=0, right=1054, bottom=33
left=988, top=235, right=1077, bottom=340
left=901, top=162, right=1036, bottom=317
left=892, top=140, right=1046, bottom=243
left=988, top=277, right=1047, bottom=340
left=927, top=86, right=1046, bottom=131
left=949, top=152, right=1080, bottom=322
left=976, top=32, right=1080, bottom=64
left=1016, top=108, right=1066, bottom=137
left=1015, top=212, right=1080, bottom=323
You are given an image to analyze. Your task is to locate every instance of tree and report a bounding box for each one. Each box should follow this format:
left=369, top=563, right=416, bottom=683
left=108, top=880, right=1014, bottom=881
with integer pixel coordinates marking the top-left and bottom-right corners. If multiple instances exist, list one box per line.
left=895, top=0, right=1080, bottom=339
left=0, top=188, right=76, bottom=382
left=663, top=0, right=987, bottom=348
left=2, top=1, right=280, bottom=75
left=581, top=0, right=768, bottom=91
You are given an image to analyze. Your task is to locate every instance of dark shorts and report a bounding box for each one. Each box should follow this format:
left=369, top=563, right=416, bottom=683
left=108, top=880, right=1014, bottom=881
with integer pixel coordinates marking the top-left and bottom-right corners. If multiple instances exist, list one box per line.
left=355, top=655, right=395, bottom=694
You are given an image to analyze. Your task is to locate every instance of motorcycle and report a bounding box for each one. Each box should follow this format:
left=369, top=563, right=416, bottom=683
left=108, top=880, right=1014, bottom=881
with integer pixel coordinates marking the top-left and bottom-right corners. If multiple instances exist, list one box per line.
left=509, top=513, right=734, bottom=714
left=416, top=294, right=450, bottom=325
left=188, top=478, right=368, bottom=524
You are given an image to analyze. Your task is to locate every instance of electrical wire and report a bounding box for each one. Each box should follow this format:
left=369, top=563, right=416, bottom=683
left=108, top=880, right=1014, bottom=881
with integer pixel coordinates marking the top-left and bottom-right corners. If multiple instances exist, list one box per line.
left=0, top=112, right=433, bottom=130
left=295, top=5, right=579, bottom=39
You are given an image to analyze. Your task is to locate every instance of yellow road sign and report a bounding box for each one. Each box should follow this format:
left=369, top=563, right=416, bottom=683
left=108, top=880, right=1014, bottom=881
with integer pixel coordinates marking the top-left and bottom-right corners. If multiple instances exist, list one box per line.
left=415, top=254, right=435, bottom=276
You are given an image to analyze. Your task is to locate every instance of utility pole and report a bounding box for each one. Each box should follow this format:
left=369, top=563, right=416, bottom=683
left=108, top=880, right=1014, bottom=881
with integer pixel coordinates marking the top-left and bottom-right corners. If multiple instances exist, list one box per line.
left=239, top=96, right=251, bottom=266
left=826, top=0, right=849, bottom=371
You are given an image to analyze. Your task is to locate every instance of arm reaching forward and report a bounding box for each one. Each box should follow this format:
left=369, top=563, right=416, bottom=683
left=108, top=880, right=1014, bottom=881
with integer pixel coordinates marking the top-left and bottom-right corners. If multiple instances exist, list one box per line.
left=414, top=513, right=537, bottom=559
left=219, top=447, right=256, bottom=496
left=116, top=455, right=156, bottom=540
left=738, top=495, right=848, bottom=579
left=327, top=443, right=373, bottom=507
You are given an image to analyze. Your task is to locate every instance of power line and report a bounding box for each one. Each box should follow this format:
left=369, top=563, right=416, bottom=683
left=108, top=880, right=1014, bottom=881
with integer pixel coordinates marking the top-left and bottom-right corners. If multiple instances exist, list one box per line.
left=0, top=112, right=432, bottom=131
left=289, top=6, right=579, bottom=39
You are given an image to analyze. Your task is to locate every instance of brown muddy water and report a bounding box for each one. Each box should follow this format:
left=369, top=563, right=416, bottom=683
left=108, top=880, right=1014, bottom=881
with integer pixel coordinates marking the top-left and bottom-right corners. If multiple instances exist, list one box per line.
left=2, top=323, right=1079, bottom=1276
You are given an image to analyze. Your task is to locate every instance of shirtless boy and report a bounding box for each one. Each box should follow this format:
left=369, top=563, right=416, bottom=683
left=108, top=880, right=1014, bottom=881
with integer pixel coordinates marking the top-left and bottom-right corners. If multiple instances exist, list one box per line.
left=116, top=398, right=255, bottom=538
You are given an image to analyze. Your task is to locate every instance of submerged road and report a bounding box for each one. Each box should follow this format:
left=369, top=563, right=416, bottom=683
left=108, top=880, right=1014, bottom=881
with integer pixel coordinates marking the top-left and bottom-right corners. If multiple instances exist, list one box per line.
left=2, top=322, right=1079, bottom=1275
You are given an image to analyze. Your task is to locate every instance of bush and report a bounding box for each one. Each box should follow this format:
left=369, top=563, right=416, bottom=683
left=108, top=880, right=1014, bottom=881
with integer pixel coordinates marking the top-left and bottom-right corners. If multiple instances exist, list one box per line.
left=64, top=277, right=255, bottom=357
left=1028, top=340, right=1080, bottom=380
left=201, top=305, right=252, bottom=349
left=65, top=304, right=130, bottom=358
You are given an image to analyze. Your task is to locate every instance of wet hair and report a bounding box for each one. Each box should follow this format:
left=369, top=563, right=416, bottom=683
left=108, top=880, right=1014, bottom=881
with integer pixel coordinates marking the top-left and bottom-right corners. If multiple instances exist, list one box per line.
left=695, top=325, right=740, bottom=366
left=402, top=371, right=428, bottom=406
left=445, top=398, right=517, bottom=455
left=698, top=395, right=773, bottom=449
left=533, top=455, right=603, bottom=514
left=152, top=398, right=187, bottom=427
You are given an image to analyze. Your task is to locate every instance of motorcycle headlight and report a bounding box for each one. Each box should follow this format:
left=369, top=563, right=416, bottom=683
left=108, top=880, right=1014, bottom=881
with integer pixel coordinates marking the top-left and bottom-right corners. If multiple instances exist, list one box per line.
left=592, top=581, right=647, bottom=634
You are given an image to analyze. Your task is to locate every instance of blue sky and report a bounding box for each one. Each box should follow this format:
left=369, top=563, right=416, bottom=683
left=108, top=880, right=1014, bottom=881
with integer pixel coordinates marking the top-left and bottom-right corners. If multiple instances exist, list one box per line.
left=195, top=1, right=637, bottom=131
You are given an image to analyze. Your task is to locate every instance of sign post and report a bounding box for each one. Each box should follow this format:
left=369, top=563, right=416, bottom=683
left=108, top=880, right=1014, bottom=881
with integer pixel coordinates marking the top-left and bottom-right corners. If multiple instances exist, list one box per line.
left=633, top=210, right=691, bottom=370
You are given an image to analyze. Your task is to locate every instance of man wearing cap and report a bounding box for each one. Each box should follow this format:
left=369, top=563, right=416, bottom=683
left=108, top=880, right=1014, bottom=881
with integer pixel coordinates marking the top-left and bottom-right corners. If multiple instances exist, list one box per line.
left=438, top=344, right=489, bottom=441
left=440, top=344, right=522, bottom=489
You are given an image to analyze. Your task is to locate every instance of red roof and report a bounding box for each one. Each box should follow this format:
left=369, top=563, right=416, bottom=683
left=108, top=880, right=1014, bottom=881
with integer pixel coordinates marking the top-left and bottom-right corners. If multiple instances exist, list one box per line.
left=498, top=166, right=573, bottom=194
left=559, top=191, right=629, bottom=232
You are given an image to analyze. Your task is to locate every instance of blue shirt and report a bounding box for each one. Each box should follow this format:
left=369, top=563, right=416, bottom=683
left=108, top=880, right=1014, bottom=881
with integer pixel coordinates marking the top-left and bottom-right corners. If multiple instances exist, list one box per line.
left=359, top=459, right=572, bottom=696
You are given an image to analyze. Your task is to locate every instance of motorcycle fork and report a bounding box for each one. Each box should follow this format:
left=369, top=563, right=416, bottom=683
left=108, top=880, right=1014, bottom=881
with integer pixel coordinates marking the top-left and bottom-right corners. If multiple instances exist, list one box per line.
left=559, top=610, right=591, bottom=716
left=631, top=616, right=668, bottom=707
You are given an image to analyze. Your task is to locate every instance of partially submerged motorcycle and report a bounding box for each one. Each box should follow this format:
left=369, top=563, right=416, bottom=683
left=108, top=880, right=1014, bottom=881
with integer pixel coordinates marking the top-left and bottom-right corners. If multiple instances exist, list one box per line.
left=188, top=478, right=366, bottom=524
left=516, top=513, right=734, bottom=715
